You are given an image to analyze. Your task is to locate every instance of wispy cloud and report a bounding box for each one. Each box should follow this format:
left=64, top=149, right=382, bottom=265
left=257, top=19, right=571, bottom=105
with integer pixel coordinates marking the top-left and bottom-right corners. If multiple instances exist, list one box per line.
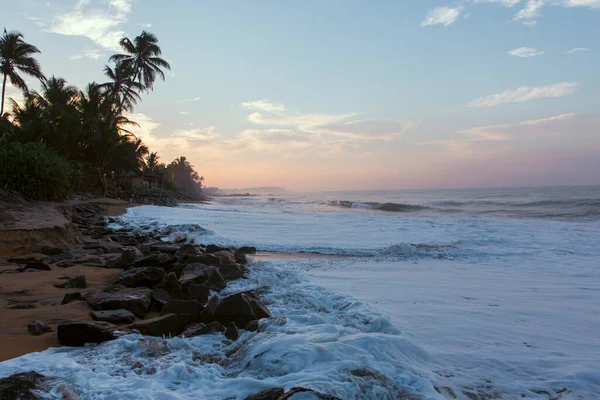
left=137, top=22, right=152, bottom=29
left=420, top=7, right=462, bottom=26
left=457, top=113, right=579, bottom=140
left=467, top=82, right=581, bottom=107
left=32, top=0, right=133, bottom=51
left=514, top=0, right=544, bottom=26
left=69, top=48, right=105, bottom=60
left=241, top=100, right=287, bottom=113
left=176, top=96, right=202, bottom=104
left=508, top=47, right=544, bottom=57
left=179, top=111, right=191, bottom=115
left=565, top=47, right=591, bottom=54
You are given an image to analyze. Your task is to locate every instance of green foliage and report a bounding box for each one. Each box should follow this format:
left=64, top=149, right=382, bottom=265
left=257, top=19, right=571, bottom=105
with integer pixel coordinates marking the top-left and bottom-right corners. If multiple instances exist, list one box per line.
left=0, top=141, right=80, bottom=200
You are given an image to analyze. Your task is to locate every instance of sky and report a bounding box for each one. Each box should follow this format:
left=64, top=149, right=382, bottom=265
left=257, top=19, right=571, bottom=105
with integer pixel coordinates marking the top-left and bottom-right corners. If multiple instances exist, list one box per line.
left=4, top=0, right=600, bottom=191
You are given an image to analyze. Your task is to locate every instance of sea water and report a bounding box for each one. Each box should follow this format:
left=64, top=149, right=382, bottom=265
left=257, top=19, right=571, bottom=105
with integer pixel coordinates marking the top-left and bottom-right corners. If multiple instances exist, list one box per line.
left=1, top=186, right=599, bottom=399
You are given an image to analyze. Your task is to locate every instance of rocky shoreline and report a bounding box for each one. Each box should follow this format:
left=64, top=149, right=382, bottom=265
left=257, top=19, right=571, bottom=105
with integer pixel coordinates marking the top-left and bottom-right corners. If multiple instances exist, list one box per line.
left=0, top=202, right=341, bottom=400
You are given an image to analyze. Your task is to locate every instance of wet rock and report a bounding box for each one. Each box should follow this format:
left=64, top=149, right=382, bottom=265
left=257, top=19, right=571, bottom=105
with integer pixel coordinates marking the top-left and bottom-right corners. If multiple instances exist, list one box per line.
left=128, top=313, right=191, bottom=337
left=150, top=289, right=171, bottom=311
left=181, top=321, right=225, bottom=337
left=244, top=320, right=260, bottom=332
left=147, top=244, right=180, bottom=255
left=61, top=292, right=84, bottom=305
left=110, top=233, right=139, bottom=247
left=234, top=249, right=248, bottom=265
left=110, top=248, right=142, bottom=269
left=55, top=260, right=75, bottom=268
left=204, top=244, right=229, bottom=253
left=91, top=309, right=136, bottom=324
left=41, top=246, right=64, bottom=256
left=185, top=284, right=211, bottom=304
left=161, top=299, right=203, bottom=322
left=154, top=272, right=184, bottom=299
left=225, top=322, right=239, bottom=340
left=57, top=320, right=117, bottom=346
left=179, top=263, right=226, bottom=290
left=116, top=267, right=165, bottom=288
left=244, top=388, right=285, bottom=400
left=204, top=290, right=271, bottom=328
left=54, top=275, right=86, bottom=289
left=0, top=371, right=46, bottom=400
left=279, top=387, right=342, bottom=400
left=238, top=246, right=257, bottom=255
left=133, top=253, right=175, bottom=269
left=218, top=264, right=246, bottom=281
left=28, top=321, right=53, bottom=336
left=87, top=285, right=152, bottom=318
left=197, top=250, right=236, bottom=266
left=23, top=261, right=51, bottom=271
left=175, top=244, right=202, bottom=262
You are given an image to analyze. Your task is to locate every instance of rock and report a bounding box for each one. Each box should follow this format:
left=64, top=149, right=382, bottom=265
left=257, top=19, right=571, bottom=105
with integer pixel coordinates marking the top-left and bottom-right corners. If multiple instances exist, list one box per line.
left=218, top=264, right=246, bottom=281
left=128, top=313, right=191, bottom=337
left=147, top=244, right=180, bottom=255
left=150, top=289, right=171, bottom=311
left=28, top=321, right=53, bottom=336
left=181, top=321, right=225, bottom=338
left=55, top=260, right=75, bottom=268
left=57, top=320, right=117, bottom=346
left=110, top=233, right=139, bottom=247
left=238, top=246, right=257, bottom=255
left=234, top=249, right=248, bottom=265
left=23, top=261, right=51, bottom=271
left=204, top=290, right=271, bottom=328
left=244, top=388, right=285, bottom=400
left=225, top=322, right=239, bottom=340
left=185, top=284, right=211, bottom=304
left=110, top=248, right=142, bottom=269
left=116, top=267, right=165, bottom=288
left=202, top=250, right=236, bottom=266
left=179, top=263, right=226, bottom=290
left=0, top=371, right=46, bottom=400
left=161, top=299, right=203, bottom=322
left=175, top=244, right=202, bottom=262
left=61, top=292, right=84, bottom=305
left=87, top=285, right=152, bottom=318
left=244, top=320, right=260, bottom=332
left=9, top=303, right=36, bottom=309
left=133, top=253, right=175, bottom=269
left=54, top=276, right=86, bottom=289
left=205, top=244, right=229, bottom=253
left=279, top=387, right=341, bottom=400
left=155, top=272, right=184, bottom=299
left=7, top=256, right=39, bottom=264
left=91, top=309, right=136, bottom=324
left=41, top=246, right=64, bottom=256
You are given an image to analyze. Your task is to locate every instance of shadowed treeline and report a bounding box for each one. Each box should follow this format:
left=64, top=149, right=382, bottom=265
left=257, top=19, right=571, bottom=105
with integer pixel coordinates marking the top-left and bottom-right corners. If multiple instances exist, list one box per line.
left=0, top=29, right=204, bottom=201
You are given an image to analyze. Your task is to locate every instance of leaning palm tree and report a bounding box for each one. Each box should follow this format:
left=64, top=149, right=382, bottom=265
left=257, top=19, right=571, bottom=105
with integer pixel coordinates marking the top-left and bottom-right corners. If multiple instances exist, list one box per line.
left=0, top=30, right=45, bottom=115
left=100, top=63, right=143, bottom=117
left=109, top=31, right=170, bottom=116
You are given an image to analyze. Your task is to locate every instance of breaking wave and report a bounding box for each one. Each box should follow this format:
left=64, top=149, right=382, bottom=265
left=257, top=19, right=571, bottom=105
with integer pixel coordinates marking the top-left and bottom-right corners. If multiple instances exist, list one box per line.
left=325, top=200, right=429, bottom=213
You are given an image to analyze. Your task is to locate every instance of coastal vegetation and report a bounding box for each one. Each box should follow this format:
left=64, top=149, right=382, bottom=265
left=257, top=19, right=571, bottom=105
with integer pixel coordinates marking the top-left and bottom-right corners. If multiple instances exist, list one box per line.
left=0, top=29, right=204, bottom=201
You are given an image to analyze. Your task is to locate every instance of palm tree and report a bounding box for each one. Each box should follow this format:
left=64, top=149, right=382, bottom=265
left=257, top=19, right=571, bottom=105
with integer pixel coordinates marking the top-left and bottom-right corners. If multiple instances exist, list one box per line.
left=109, top=31, right=170, bottom=116
left=100, top=63, right=143, bottom=117
left=0, top=30, right=45, bottom=115
left=144, top=152, right=160, bottom=174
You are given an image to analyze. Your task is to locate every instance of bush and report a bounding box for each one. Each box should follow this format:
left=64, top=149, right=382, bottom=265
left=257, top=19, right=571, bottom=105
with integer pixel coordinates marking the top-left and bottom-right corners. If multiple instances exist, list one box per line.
left=0, top=141, right=81, bottom=201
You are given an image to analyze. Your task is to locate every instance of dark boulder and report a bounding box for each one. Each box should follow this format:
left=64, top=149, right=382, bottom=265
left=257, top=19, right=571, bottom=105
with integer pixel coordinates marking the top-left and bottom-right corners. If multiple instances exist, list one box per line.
left=244, top=320, right=260, bottom=332
left=116, top=267, right=165, bottom=288
left=204, top=290, right=271, bottom=328
left=238, top=246, right=257, bottom=255
left=87, top=285, right=152, bottom=318
left=55, top=260, right=75, bottom=268
left=61, top=292, right=84, bottom=305
left=133, top=253, right=175, bottom=269
left=41, top=246, right=64, bottom=255
left=154, top=272, right=184, bottom=299
left=204, top=244, right=229, bottom=253
left=91, top=309, right=136, bottom=324
left=28, top=321, right=53, bottom=336
left=23, top=261, right=51, bottom=271
left=57, top=320, right=117, bottom=346
left=54, top=276, right=86, bottom=289
left=218, top=264, right=246, bottom=281
left=161, top=299, right=203, bottom=322
left=181, top=321, right=225, bottom=338
left=147, top=244, right=180, bottom=255
left=128, top=313, right=191, bottom=337
left=234, top=249, right=248, bottom=265
left=150, top=289, right=171, bottom=312
left=244, top=388, right=285, bottom=400
left=225, top=322, right=239, bottom=340
left=185, top=284, right=211, bottom=304
left=175, top=244, right=202, bottom=262
left=0, top=371, right=46, bottom=400
left=179, top=263, right=226, bottom=290
left=207, top=250, right=236, bottom=266
left=110, top=248, right=142, bottom=269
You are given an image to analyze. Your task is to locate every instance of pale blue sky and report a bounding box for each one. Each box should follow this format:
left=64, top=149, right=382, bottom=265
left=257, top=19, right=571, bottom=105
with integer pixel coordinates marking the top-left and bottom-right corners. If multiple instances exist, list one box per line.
left=4, top=0, right=600, bottom=190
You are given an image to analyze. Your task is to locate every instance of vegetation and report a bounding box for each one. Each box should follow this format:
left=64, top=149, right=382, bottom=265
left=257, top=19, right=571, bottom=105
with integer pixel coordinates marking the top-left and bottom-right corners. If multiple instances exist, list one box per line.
left=0, top=29, right=205, bottom=201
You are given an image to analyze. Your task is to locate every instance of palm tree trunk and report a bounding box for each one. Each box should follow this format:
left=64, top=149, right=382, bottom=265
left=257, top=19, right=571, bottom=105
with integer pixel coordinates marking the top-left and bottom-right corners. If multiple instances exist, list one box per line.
left=113, top=66, right=141, bottom=123
left=1, top=73, right=8, bottom=116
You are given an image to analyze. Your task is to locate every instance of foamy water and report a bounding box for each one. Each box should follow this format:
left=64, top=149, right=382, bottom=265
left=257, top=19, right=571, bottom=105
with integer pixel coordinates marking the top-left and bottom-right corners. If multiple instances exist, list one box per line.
left=1, top=187, right=599, bottom=399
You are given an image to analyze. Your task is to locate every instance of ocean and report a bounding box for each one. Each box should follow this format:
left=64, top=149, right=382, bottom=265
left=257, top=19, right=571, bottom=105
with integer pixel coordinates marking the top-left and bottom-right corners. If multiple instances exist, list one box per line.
left=1, top=186, right=599, bottom=399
